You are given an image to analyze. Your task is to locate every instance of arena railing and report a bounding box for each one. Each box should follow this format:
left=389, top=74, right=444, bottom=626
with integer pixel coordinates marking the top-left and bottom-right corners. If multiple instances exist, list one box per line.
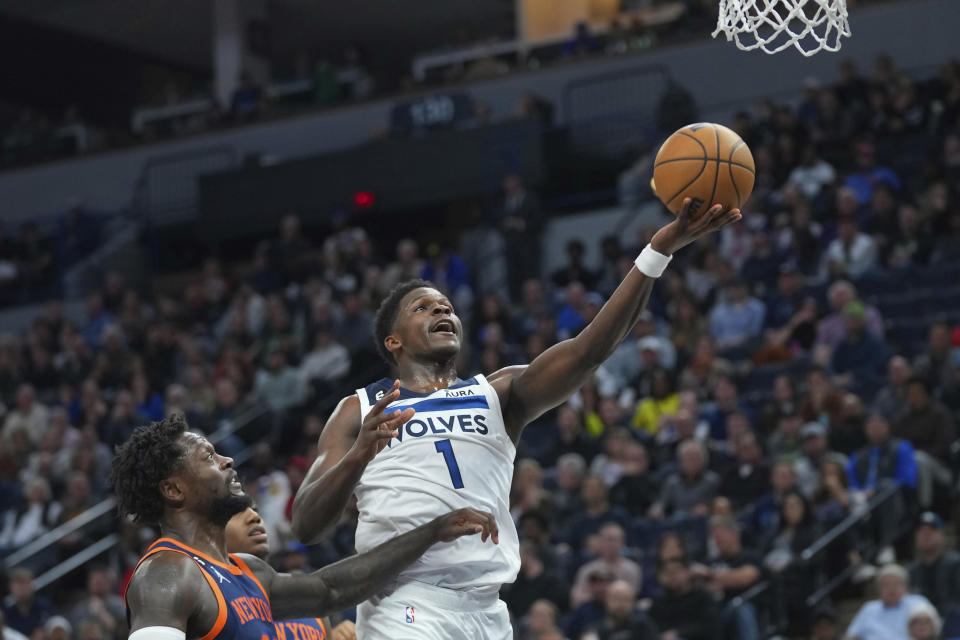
left=32, top=533, right=121, bottom=592
left=800, top=483, right=908, bottom=609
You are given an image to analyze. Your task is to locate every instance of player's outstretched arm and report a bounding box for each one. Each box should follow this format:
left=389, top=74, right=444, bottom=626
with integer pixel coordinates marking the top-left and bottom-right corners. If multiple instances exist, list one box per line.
left=126, top=553, right=210, bottom=639
left=250, top=508, right=498, bottom=620
left=291, top=381, right=413, bottom=544
left=491, top=199, right=741, bottom=440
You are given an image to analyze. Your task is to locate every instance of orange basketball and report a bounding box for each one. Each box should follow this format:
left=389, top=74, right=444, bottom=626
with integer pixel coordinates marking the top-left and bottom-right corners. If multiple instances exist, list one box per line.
left=652, top=123, right=755, bottom=215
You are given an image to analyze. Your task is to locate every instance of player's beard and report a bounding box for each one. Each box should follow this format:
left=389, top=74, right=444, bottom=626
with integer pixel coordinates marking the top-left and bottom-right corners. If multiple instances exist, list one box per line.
left=209, top=492, right=253, bottom=528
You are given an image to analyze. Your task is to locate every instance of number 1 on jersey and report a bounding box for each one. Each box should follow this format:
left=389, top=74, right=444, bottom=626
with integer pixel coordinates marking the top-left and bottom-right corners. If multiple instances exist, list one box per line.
left=434, top=439, right=464, bottom=489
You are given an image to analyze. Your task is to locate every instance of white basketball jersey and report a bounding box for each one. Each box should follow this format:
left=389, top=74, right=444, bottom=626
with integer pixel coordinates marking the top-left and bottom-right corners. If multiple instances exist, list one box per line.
left=353, top=375, right=520, bottom=592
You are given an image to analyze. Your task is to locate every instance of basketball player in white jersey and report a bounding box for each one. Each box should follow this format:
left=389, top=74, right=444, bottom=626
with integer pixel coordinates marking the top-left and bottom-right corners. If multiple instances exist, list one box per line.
left=291, top=199, right=741, bottom=639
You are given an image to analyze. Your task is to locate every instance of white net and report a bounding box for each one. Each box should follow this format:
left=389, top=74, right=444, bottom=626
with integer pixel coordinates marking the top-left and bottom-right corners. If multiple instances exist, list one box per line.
left=712, top=0, right=851, bottom=56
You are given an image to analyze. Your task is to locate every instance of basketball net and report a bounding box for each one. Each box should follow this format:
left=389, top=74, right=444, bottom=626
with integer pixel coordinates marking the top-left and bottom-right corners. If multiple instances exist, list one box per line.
left=713, top=0, right=850, bottom=56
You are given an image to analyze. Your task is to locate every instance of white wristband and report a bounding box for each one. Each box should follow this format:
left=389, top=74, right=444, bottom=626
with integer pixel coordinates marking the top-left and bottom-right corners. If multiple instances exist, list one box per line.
left=129, top=627, right=186, bottom=640
left=634, top=244, right=672, bottom=278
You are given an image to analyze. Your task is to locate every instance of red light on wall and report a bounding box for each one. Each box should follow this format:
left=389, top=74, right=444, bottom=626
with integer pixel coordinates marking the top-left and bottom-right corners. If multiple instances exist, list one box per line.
left=353, top=191, right=376, bottom=208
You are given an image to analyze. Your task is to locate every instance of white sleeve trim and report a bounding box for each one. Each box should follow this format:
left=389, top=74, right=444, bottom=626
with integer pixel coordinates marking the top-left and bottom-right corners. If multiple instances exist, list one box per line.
left=129, top=627, right=187, bottom=640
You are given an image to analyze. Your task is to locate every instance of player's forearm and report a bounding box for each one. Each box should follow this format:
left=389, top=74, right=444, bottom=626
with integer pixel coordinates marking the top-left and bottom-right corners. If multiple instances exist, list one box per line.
left=571, top=267, right=656, bottom=367
left=290, top=452, right=367, bottom=544
left=273, top=519, right=442, bottom=619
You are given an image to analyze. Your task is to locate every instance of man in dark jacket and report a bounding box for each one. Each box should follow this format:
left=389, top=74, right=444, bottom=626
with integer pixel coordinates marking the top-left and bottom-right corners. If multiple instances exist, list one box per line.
left=892, top=377, right=954, bottom=506
left=907, top=512, right=960, bottom=615
left=588, top=580, right=658, bottom=640
left=649, top=558, right=718, bottom=640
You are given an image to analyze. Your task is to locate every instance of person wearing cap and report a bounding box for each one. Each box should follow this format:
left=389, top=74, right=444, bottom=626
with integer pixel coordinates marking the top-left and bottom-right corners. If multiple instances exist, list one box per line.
left=846, top=564, right=931, bottom=640
left=43, top=617, right=71, bottom=640
left=908, top=512, right=960, bottom=615
left=795, top=421, right=845, bottom=496
left=822, top=211, right=879, bottom=279
left=907, top=601, right=943, bottom=640
left=830, top=300, right=889, bottom=395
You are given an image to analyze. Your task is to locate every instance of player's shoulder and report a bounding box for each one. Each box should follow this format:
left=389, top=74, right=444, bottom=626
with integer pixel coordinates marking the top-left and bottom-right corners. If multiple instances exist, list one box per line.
left=358, top=377, right=396, bottom=405
left=128, top=550, right=205, bottom=606
left=485, top=365, right=527, bottom=385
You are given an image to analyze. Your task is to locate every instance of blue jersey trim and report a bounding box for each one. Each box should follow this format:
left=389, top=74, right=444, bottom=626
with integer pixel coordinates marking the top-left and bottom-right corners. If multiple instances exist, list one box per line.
left=385, top=395, right=489, bottom=414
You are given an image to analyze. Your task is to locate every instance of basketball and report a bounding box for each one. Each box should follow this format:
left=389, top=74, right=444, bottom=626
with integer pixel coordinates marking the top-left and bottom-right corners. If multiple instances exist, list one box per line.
left=652, top=123, right=755, bottom=215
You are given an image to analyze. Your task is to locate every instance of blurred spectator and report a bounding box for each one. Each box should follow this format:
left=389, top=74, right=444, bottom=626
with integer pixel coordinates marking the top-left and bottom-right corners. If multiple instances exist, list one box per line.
left=552, top=240, right=597, bottom=290
left=844, top=141, right=901, bottom=205
left=750, top=459, right=799, bottom=540
left=649, top=558, right=718, bottom=640
left=2, top=568, right=53, bottom=637
left=495, top=174, right=543, bottom=301
left=873, top=355, right=913, bottom=418
left=907, top=604, right=942, bottom=640
left=502, top=541, right=570, bottom=617
left=564, top=568, right=612, bottom=640
left=913, top=321, right=954, bottom=393
left=763, top=490, right=820, bottom=633
left=420, top=244, right=472, bottom=313
left=815, top=281, right=885, bottom=350
left=893, top=377, right=954, bottom=507
left=719, top=431, right=770, bottom=510
left=68, top=565, right=125, bottom=638
left=787, top=144, right=837, bottom=200
left=691, top=518, right=763, bottom=640
left=571, top=523, right=641, bottom=607
left=796, top=421, right=844, bottom=495
left=907, top=511, right=960, bottom=616
left=562, top=475, right=630, bottom=552
left=2, top=384, right=49, bottom=446
left=846, top=414, right=917, bottom=497
left=608, top=441, right=658, bottom=517
left=830, top=301, right=889, bottom=394
left=845, top=564, right=931, bottom=640
left=708, top=280, right=765, bottom=358
left=300, top=326, right=351, bottom=390
left=80, top=294, right=116, bottom=349
left=582, top=580, right=657, bottom=640
left=380, top=239, right=424, bottom=296
left=810, top=606, right=842, bottom=640
left=631, top=368, right=679, bottom=436
left=521, top=599, right=561, bottom=640
left=822, top=213, right=879, bottom=279
left=0, top=477, right=60, bottom=552
left=254, top=348, right=307, bottom=412
left=886, top=204, right=933, bottom=268
left=893, top=376, right=955, bottom=463
left=651, top=439, right=719, bottom=519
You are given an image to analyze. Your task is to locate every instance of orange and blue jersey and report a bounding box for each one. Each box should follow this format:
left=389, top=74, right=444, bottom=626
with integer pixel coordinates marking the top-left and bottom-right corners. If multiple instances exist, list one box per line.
left=125, top=538, right=278, bottom=640
left=274, top=618, right=327, bottom=640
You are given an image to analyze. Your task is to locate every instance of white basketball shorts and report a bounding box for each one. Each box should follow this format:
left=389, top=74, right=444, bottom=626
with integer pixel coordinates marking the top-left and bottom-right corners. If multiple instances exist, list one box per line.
left=355, top=579, right=512, bottom=640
